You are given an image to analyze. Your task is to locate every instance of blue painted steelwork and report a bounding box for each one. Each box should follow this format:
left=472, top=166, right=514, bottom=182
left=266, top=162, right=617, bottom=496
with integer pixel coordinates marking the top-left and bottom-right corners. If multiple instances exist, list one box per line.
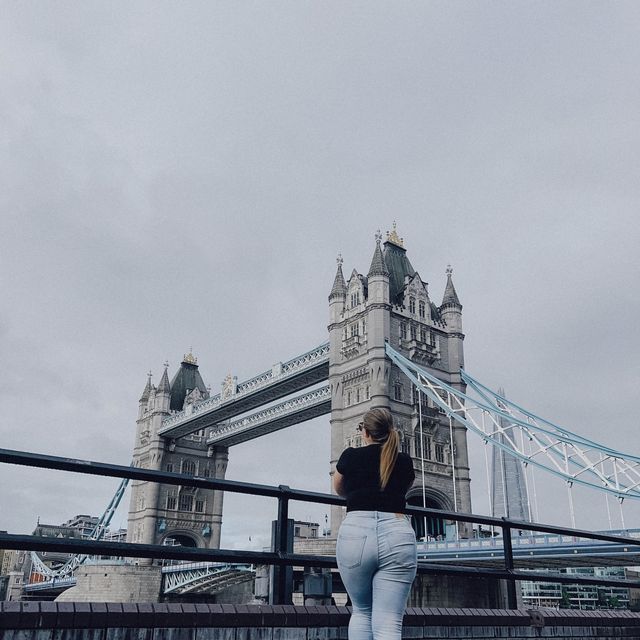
left=29, top=476, right=130, bottom=580
left=385, top=342, right=640, bottom=501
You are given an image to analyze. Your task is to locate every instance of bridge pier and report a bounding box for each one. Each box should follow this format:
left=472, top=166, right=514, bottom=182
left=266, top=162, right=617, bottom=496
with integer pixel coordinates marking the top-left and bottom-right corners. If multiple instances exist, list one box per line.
left=54, top=563, right=162, bottom=603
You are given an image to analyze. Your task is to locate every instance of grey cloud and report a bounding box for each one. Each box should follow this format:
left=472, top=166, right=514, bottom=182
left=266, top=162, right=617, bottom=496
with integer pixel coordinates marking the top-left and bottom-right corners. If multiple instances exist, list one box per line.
left=1, top=1, right=639, bottom=539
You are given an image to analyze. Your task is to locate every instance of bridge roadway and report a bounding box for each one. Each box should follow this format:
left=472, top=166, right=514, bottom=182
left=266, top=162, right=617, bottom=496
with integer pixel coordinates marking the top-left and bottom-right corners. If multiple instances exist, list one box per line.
left=416, top=528, right=640, bottom=570
left=290, top=528, right=640, bottom=572
left=159, top=343, right=329, bottom=440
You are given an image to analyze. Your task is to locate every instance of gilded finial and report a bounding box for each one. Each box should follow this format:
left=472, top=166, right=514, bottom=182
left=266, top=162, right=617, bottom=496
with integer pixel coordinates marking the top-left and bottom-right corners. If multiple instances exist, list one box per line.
left=163, top=360, right=169, bottom=369
left=183, top=348, right=198, bottom=365
left=337, top=253, right=343, bottom=266
left=375, top=229, right=382, bottom=244
left=386, top=221, right=404, bottom=247
left=446, top=264, right=453, bottom=276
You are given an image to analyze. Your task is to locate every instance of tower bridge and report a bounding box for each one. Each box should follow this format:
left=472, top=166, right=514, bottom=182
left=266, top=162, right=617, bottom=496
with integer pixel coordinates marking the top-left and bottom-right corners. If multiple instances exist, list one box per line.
left=21, top=224, right=640, bottom=607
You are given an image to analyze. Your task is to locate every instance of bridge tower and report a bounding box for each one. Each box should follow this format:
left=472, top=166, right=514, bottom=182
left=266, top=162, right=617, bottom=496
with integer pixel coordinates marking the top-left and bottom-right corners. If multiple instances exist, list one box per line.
left=127, top=353, right=228, bottom=561
left=328, top=226, right=472, bottom=535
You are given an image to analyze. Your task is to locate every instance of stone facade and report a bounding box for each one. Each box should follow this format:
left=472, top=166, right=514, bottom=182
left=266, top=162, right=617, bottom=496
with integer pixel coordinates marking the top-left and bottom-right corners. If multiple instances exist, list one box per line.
left=328, top=227, right=472, bottom=535
left=55, top=564, right=162, bottom=603
left=127, top=355, right=228, bottom=561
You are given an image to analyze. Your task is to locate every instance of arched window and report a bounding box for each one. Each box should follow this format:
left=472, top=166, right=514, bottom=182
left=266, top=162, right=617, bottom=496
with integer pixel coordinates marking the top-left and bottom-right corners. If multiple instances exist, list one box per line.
left=419, top=300, right=425, bottom=318
left=409, top=297, right=416, bottom=314
left=178, top=493, right=194, bottom=512
left=182, top=459, right=196, bottom=475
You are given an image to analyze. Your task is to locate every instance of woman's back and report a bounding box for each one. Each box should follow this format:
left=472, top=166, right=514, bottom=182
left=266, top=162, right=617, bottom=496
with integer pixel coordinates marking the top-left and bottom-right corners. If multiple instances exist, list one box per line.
left=337, top=444, right=414, bottom=512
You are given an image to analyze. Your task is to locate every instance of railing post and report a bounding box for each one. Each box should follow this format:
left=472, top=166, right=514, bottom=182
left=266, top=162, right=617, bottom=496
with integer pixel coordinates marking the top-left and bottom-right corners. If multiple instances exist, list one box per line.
left=501, top=522, right=518, bottom=609
left=270, top=485, right=293, bottom=605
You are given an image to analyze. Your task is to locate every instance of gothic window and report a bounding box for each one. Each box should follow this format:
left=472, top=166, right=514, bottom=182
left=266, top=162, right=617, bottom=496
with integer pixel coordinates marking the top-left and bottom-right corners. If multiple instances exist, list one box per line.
left=393, top=382, right=403, bottom=402
left=195, top=499, right=204, bottom=513
left=409, top=297, right=416, bottom=314
left=182, top=460, right=196, bottom=475
left=362, top=318, right=366, bottom=334
left=166, top=493, right=177, bottom=510
left=425, top=436, right=432, bottom=460
left=435, top=444, right=445, bottom=463
left=202, top=468, right=210, bottom=478
left=343, top=327, right=348, bottom=341
left=365, top=385, right=370, bottom=399
left=350, top=323, right=358, bottom=338
left=419, top=300, right=426, bottom=318
left=347, top=391, right=352, bottom=406
left=414, top=432, right=432, bottom=459
left=166, top=462, right=174, bottom=473
left=420, top=327, right=427, bottom=344
left=410, top=324, right=417, bottom=340
left=400, top=323, right=407, bottom=340
left=356, top=388, right=361, bottom=403
left=429, top=332, right=436, bottom=347
left=179, top=493, right=194, bottom=512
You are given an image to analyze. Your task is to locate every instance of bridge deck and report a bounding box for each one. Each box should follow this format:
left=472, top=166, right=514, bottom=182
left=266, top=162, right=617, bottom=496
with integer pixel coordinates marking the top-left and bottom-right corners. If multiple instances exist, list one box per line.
left=159, top=344, right=329, bottom=439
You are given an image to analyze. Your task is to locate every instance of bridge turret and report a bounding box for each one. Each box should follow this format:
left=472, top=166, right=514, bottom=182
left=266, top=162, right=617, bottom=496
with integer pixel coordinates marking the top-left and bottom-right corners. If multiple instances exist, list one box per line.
left=328, top=254, right=346, bottom=325
left=440, top=265, right=464, bottom=370
left=155, top=363, right=171, bottom=414
left=137, top=373, right=152, bottom=420
left=367, top=231, right=390, bottom=305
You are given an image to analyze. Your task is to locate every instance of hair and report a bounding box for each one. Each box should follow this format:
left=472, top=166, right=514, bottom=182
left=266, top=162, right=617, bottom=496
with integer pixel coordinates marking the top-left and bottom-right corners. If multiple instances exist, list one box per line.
left=362, top=407, right=399, bottom=490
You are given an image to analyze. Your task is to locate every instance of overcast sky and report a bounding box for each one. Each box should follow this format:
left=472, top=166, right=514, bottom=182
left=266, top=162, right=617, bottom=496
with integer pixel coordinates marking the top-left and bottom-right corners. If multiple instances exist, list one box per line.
left=1, top=2, right=639, bottom=550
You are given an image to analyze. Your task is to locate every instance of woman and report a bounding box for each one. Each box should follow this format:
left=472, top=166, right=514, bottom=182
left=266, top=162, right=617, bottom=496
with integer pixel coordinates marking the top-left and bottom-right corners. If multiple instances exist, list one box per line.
left=333, top=407, right=417, bottom=640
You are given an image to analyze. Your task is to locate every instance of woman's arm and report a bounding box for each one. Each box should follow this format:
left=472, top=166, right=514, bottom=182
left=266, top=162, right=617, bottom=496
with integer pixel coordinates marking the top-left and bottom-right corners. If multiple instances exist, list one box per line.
left=333, top=470, right=346, bottom=496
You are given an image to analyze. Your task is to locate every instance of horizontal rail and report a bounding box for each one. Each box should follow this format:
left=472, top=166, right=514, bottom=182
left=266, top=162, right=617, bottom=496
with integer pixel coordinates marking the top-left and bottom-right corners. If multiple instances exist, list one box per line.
left=2, top=447, right=639, bottom=546
left=1, top=532, right=639, bottom=591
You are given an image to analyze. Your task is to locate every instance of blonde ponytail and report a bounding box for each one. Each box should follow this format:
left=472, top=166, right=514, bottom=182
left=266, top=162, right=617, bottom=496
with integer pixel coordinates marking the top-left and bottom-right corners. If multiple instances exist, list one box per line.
left=360, top=407, right=399, bottom=490
left=379, top=429, right=399, bottom=490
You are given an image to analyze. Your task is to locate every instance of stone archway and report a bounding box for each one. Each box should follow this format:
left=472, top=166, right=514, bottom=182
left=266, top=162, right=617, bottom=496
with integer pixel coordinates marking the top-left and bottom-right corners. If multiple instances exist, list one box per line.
left=407, top=489, right=452, bottom=541
left=162, top=532, right=198, bottom=548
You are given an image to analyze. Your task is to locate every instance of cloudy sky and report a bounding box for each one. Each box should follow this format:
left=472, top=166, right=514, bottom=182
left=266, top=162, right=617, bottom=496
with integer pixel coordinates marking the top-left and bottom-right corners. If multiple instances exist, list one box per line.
left=1, top=2, right=639, bottom=550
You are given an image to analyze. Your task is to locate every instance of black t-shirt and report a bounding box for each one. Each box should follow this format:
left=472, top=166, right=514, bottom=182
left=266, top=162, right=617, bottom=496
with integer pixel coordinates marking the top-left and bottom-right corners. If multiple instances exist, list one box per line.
left=336, top=444, right=415, bottom=513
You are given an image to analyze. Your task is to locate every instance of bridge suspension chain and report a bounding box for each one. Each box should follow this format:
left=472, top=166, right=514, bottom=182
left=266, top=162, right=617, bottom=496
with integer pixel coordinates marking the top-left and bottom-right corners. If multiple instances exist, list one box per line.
left=385, top=343, right=640, bottom=503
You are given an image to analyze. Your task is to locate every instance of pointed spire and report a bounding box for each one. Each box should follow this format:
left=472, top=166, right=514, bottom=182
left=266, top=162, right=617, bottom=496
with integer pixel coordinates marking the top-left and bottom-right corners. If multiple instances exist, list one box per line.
left=368, top=230, right=389, bottom=278
left=139, top=371, right=152, bottom=403
left=441, top=264, right=461, bottom=308
left=329, top=254, right=347, bottom=300
left=157, top=361, right=171, bottom=394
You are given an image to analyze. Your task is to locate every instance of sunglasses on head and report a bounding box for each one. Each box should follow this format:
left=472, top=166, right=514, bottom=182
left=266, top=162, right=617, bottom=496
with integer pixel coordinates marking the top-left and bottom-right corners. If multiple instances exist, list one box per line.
left=357, top=422, right=365, bottom=431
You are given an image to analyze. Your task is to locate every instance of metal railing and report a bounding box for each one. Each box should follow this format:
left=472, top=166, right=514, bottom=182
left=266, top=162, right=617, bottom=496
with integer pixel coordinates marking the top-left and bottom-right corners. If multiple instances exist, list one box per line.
left=2, top=446, right=640, bottom=608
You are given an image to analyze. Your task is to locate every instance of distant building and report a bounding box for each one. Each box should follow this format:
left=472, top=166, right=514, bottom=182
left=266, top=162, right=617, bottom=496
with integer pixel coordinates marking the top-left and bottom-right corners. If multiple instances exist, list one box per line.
left=293, top=522, right=319, bottom=539
left=522, top=567, right=630, bottom=610
left=490, top=392, right=531, bottom=523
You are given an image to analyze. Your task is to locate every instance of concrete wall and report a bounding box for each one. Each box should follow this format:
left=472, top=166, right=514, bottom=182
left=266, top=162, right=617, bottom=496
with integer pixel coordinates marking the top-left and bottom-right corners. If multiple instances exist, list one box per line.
left=2, top=603, right=640, bottom=640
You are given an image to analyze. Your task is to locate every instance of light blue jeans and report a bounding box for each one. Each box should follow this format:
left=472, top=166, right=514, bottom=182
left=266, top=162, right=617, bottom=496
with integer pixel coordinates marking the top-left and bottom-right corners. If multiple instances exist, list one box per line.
left=336, top=511, right=417, bottom=640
